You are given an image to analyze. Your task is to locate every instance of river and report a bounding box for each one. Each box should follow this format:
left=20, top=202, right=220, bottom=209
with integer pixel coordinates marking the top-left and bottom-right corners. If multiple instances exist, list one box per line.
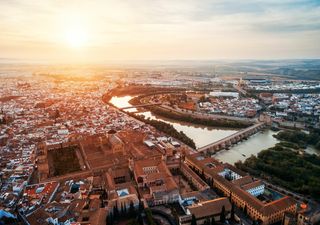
left=110, top=96, right=319, bottom=164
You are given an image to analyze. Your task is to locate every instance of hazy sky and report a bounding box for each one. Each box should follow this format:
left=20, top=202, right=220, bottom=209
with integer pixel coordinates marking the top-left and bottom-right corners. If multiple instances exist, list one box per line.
left=0, top=0, right=320, bottom=63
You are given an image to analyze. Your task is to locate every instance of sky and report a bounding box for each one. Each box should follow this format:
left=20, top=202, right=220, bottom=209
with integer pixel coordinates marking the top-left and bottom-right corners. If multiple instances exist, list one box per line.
left=0, top=0, right=320, bottom=63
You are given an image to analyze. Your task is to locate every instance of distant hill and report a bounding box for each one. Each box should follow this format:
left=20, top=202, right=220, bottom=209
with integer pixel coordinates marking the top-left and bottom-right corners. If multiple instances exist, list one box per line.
left=215, top=59, right=320, bottom=80
left=268, top=68, right=320, bottom=80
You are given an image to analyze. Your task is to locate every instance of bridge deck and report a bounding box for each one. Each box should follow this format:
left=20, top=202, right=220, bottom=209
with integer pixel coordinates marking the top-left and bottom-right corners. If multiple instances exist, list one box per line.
left=197, top=122, right=265, bottom=152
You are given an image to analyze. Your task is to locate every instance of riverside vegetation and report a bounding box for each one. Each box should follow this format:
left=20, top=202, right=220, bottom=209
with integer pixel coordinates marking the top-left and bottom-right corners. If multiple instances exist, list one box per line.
left=129, top=95, right=251, bottom=129
left=236, top=129, right=320, bottom=200
left=128, top=112, right=196, bottom=149
left=273, top=129, right=320, bottom=150
left=146, top=106, right=251, bottom=129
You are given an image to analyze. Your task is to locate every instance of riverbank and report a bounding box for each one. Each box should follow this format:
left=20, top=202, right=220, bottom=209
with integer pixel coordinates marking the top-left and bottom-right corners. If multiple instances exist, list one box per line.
left=235, top=129, right=320, bottom=199
left=235, top=144, right=320, bottom=200
left=128, top=112, right=196, bottom=149
left=109, top=95, right=311, bottom=165
left=145, top=105, right=252, bottom=129
left=104, top=95, right=197, bottom=149
left=273, top=130, right=320, bottom=150
left=137, top=111, right=238, bottom=149
left=103, top=85, right=186, bottom=101
left=129, top=94, right=252, bottom=129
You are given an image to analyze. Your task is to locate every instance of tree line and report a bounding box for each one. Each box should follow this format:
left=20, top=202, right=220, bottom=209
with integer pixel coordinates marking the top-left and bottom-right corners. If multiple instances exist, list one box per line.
left=129, top=112, right=196, bottom=149
left=274, top=129, right=320, bottom=150
left=107, top=200, right=145, bottom=225
left=147, top=106, right=251, bottom=129
left=235, top=145, right=320, bottom=200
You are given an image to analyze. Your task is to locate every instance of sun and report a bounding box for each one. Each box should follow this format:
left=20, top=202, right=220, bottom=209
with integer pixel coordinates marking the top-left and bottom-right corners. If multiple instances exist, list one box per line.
left=65, top=26, right=88, bottom=48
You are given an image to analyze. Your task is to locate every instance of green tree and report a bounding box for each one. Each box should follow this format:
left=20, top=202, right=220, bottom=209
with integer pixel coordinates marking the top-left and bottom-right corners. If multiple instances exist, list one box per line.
left=231, top=203, right=235, bottom=220
left=191, top=214, right=197, bottom=225
left=107, top=212, right=114, bottom=225
left=113, top=205, right=119, bottom=219
left=138, top=213, right=144, bottom=225
left=129, top=201, right=135, bottom=217
left=121, top=203, right=125, bottom=216
left=145, top=208, right=156, bottom=225
left=211, top=216, right=216, bottom=225
left=220, top=206, right=226, bottom=223
left=139, top=199, right=144, bottom=212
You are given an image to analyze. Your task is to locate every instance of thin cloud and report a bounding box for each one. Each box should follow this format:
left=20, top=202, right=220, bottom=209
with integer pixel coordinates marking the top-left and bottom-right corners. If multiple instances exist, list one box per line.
left=0, top=0, right=319, bottom=61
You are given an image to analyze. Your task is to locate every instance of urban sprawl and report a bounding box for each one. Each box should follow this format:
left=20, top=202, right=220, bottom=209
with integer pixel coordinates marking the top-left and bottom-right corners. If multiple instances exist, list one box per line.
left=0, top=69, right=320, bottom=225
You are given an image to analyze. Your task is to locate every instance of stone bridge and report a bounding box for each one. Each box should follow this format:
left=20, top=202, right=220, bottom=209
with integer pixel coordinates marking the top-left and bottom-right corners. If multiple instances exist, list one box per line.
left=196, top=122, right=266, bottom=154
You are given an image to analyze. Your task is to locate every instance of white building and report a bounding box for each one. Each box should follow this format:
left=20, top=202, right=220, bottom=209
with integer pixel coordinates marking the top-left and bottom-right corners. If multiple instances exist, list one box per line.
left=209, top=91, right=239, bottom=99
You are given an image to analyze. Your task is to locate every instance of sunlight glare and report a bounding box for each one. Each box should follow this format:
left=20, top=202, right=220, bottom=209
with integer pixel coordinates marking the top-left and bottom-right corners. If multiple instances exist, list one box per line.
left=65, top=26, right=88, bottom=48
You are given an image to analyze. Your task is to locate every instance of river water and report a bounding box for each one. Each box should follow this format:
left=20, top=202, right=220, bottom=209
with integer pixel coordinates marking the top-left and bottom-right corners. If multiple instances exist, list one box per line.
left=110, top=96, right=319, bottom=164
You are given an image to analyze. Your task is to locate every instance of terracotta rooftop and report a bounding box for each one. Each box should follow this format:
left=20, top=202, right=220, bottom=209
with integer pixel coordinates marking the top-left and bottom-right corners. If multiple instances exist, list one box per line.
left=188, top=197, right=231, bottom=218
left=232, top=175, right=254, bottom=186
left=133, top=158, right=170, bottom=177
left=241, top=180, right=264, bottom=191
left=185, top=154, right=297, bottom=217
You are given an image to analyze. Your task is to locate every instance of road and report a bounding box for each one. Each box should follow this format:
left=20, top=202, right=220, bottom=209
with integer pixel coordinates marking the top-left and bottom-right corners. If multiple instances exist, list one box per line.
left=160, top=105, right=257, bottom=123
